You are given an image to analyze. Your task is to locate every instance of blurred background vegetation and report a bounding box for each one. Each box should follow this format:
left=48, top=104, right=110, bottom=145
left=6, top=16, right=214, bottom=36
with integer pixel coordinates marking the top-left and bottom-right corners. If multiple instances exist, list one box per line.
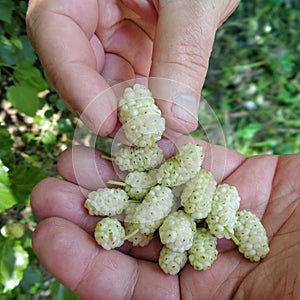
left=0, top=0, right=299, bottom=299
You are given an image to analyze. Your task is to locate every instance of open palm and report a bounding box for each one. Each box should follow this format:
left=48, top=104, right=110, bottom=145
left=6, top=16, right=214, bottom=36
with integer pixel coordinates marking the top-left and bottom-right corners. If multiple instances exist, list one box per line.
left=31, top=137, right=300, bottom=300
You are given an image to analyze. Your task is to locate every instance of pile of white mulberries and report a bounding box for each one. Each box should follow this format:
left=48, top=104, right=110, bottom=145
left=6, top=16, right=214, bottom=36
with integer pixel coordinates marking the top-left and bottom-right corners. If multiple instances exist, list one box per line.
left=84, top=84, right=270, bottom=275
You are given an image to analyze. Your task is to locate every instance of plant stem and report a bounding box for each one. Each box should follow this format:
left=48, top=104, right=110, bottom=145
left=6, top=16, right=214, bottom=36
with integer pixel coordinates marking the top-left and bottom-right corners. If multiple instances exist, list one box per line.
left=100, top=154, right=114, bottom=161
left=122, top=229, right=139, bottom=241
left=225, top=226, right=240, bottom=246
left=107, top=180, right=127, bottom=187
left=128, top=199, right=143, bottom=204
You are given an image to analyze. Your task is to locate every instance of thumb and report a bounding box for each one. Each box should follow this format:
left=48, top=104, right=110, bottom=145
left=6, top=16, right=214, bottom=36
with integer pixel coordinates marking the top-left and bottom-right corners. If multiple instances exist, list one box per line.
left=150, top=0, right=239, bottom=133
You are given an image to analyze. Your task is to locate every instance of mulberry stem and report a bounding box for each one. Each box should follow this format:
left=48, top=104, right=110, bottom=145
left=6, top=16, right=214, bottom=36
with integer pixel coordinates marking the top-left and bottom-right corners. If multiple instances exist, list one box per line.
left=101, top=154, right=114, bottom=161
left=225, top=226, right=240, bottom=246
left=121, top=228, right=139, bottom=241
left=107, top=180, right=127, bottom=187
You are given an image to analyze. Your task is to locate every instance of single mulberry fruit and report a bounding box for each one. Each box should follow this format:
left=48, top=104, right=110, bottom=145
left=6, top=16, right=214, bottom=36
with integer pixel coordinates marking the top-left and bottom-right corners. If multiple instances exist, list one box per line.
left=159, top=210, right=196, bottom=252
left=156, top=142, right=204, bottom=187
left=114, top=143, right=163, bottom=172
left=188, top=227, right=218, bottom=270
left=124, top=170, right=158, bottom=200
left=181, top=169, right=217, bottom=219
left=124, top=221, right=154, bottom=247
left=234, top=210, right=269, bottom=262
left=206, top=184, right=240, bottom=239
left=159, top=246, right=188, bottom=275
left=84, top=188, right=129, bottom=216
left=107, top=170, right=158, bottom=200
left=94, top=217, right=125, bottom=250
left=130, top=185, right=175, bottom=235
left=123, top=203, right=154, bottom=247
left=118, top=84, right=165, bottom=147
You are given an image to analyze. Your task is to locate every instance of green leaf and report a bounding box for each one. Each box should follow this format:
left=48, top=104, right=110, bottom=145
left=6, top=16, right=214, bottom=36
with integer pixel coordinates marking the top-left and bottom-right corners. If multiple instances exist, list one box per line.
left=51, top=280, right=82, bottom=300
left=0, top=125, right=14, bottom=160
left=18, top=36, right=37, bottom=64
left=14, top=61, right=48, bottom=90
left=0, top=1, right=14, bottom=23
left=0, top=236, right=29, bottom=293
left=0, top=161, right=17, bottom=213
left=9, top=163, right=48, bottom=204
left=19, top=264, right=43, bottom=294
left=41, top=131, right=57, bottom=145
left=0, top=35, right=20, bottom=65
left=6, top=84, right=40, bottom=116
left=237, top=123, right=262, bottom=140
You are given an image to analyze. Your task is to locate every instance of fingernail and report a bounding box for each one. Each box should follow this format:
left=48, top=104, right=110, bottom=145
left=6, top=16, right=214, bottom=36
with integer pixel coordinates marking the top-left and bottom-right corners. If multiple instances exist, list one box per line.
left=172, top=94, right=199, bottom=124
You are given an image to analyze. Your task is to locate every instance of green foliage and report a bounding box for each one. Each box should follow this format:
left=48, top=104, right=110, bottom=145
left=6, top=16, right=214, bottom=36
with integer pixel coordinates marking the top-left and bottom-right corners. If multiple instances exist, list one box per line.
left=0, top=235, right=29, bottom=294
left=0, top=1, right=35, bottom=65
left=51, top=282, right=82, bottom=300
left=9, top=163, right=48, bottom=204
left=0, top=125, right=15, bottom=168
left=0, top=1, right=76, bottom=298
left=6, top=61, right=49, bottom=116
left=0, top=161, right=17, bottom=213
left=197, top=1, right=300, bottom=155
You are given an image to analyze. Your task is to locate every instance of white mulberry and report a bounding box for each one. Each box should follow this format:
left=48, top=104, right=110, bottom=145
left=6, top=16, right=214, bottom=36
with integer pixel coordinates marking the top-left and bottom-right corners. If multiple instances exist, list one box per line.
left=118, top=84, right=165, bottom=147
left=94, top=217, right=125, bottom=250
left=206, top=184, right=240, bottom=239
left=114, top=143, right=163, bottom=172
left=188, top=228, right=218, bottom=270
left=159, top=246, right=188, bottom=275
left=124, top=170, right=157, bottom=200
left=130, top=185, right=175, bottom=235
left=84, top=188, right=128, bottom=216
left=124, top=203, right=154, bottom=247
left=234, top=210, right=269, bottom=262
left=159, top=210, right=196, bottom=252
left=181, top=169, right=217, bottom=219
left=156, top=142, right=204, bottom=187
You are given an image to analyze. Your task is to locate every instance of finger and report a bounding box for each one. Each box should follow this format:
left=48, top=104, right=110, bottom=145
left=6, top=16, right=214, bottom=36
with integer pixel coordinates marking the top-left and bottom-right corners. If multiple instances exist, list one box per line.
left=121, top=0, right=158, bottom=24
left=150, top=0, right=239, bottom=132
left=101, top=53, right=135, bottom=86
left=181, top=251, right=253, bottom=299
left=98, top=19, right=153, bottom=76
left=30, top=177, right=98, bottom=234
left=57, top=146, right=118, bottom=190
left=33, top=217, right=180, bottom=300
left=223, top=155, right=278, bottom=217
left=26, top=0, right=117, bottom=136
left=31, top=175, right=162, bottom=262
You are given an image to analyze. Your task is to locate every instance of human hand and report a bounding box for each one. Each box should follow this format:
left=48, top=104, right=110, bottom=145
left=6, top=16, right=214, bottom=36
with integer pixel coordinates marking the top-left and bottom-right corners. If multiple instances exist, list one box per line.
left=26, top=0, right=239, bottom=135
left=31, top=137, right=300, bottom=299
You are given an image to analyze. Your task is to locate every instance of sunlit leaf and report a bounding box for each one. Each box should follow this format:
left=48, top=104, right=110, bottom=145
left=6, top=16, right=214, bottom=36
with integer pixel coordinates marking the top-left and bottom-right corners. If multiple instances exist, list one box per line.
left=0, top=125, right=14, bottom=160
left=41, top=131, right=57, bottom=145
left=0, top=161, right=17, bottom=213
left=0, top=237, right=29, bottom=293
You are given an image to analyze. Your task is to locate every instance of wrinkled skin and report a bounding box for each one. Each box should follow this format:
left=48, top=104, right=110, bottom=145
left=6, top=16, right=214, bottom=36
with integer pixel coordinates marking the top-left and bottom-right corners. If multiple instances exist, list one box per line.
left=31, top=136, right=300, bottom=300
left=27, top=1, right=300, bottom=298
left=26, top=0, right=240, bottom=134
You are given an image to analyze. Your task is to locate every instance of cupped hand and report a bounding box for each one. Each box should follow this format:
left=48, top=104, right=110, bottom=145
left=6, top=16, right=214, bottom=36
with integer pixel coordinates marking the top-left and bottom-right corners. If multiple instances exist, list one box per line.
left=26, top=0, right=239, bottom=135
left=31, top=137, right=300, bottom=299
